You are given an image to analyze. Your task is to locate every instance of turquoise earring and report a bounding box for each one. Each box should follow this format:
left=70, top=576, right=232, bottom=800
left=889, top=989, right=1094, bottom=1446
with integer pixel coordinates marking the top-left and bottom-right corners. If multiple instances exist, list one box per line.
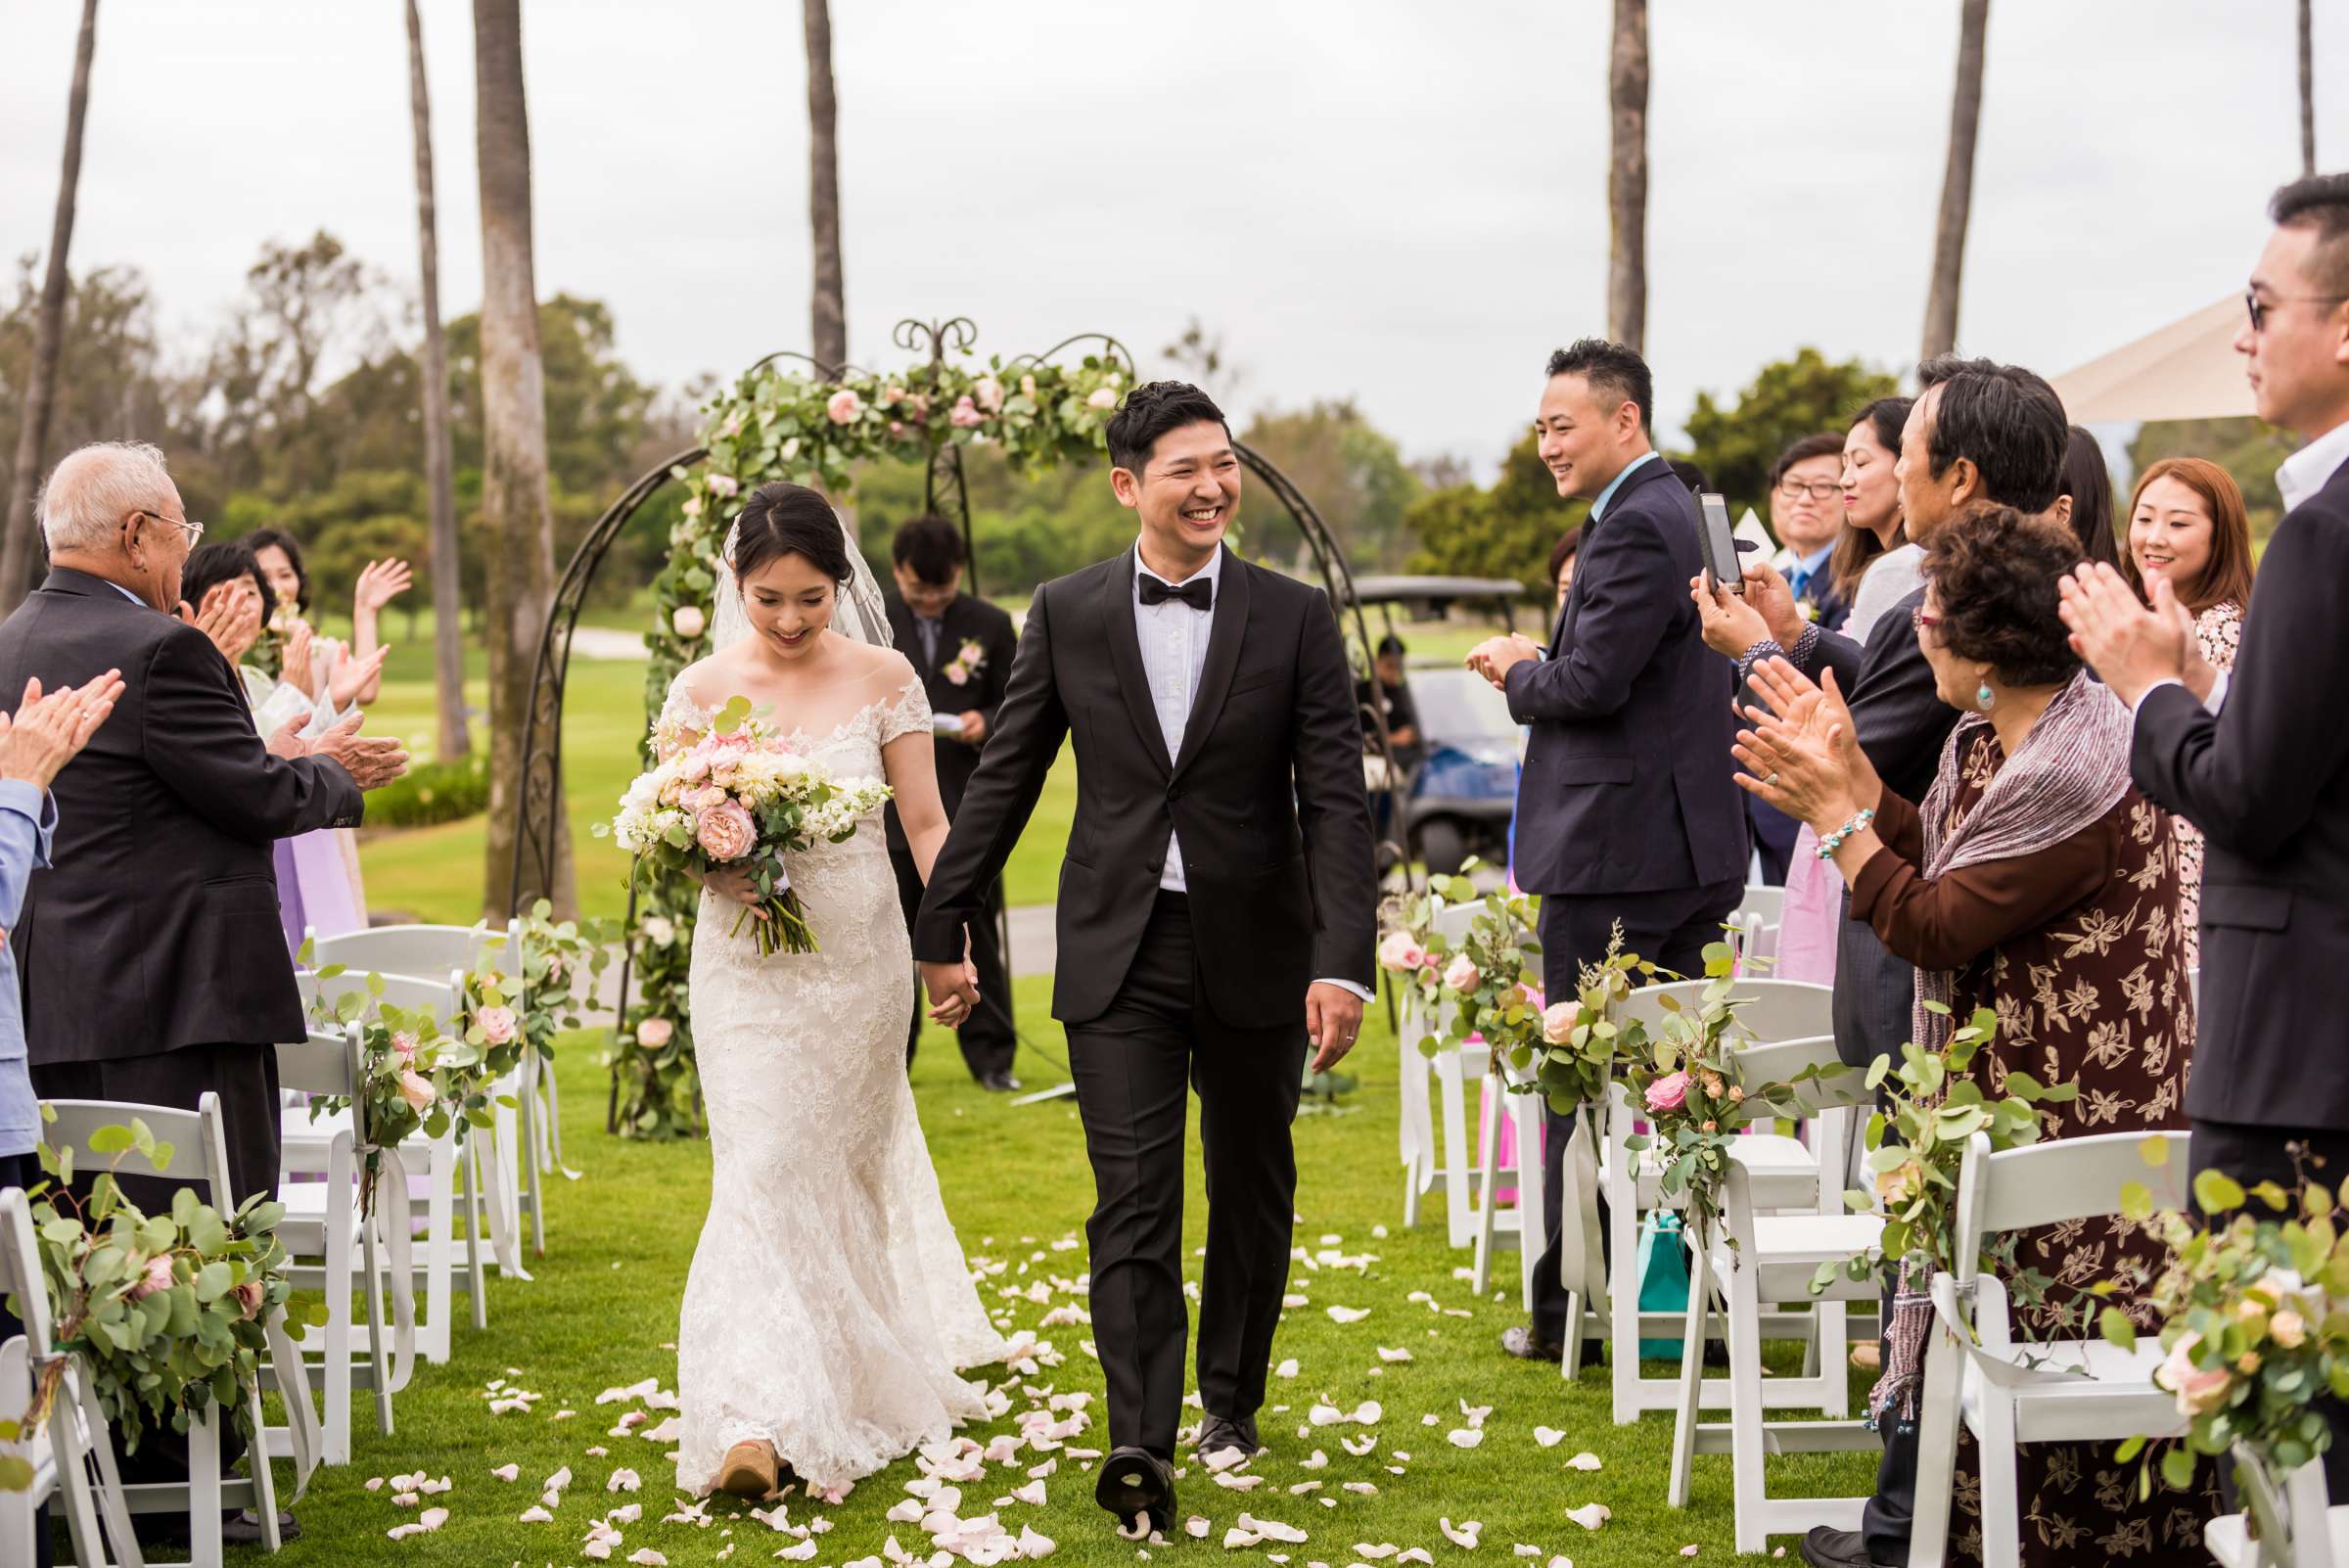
left=1975, top=682, right=1996, bottom=712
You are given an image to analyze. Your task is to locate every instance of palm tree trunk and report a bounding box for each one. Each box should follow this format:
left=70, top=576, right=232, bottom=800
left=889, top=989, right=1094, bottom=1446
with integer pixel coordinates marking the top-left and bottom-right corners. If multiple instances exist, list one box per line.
left=1605, top=0, right=1648, bottom=355
left=407, top=0, right=470, bottom=763
left=1920, top=0, right=1990, bottom=363
left=804, top=0, right=847, bottom=377
left=472, top=0, right=571, bottom=917
left=0, top=0, right=100, bottom=615
left=2300, top=0, right=2317, bottom=175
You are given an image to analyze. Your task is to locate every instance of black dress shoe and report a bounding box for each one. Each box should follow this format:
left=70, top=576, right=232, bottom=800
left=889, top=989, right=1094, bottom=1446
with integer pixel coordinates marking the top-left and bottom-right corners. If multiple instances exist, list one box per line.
left=1499, top=1323, right=1564, bottom=1362
left=223, top=1508, right=300, bottom=1545
left=1196, top=1413, right=1262, bottom=1458
left=1094, top=1445, right=1175, bottom=1536
left=979, top=1070, right=1023, bottom=1092
left=1799, top=1526, right=1892, bottom=1568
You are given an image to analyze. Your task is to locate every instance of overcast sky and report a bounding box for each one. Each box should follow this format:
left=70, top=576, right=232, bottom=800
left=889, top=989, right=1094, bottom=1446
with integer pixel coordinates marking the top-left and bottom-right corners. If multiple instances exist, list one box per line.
left=2, top=1, right=2337, bottom=473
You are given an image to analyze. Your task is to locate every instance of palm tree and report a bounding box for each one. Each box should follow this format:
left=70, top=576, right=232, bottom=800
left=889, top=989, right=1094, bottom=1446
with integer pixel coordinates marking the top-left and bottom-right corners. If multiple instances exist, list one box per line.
left=406, top=0, right=469, bottom=762
left=0, top=0, right=101, bottom=615
left=472, top=0, right=571, bottom=916
left=1920, top=0, right=1990, bottom=363
left=804, top=0, right=847, bottom=376
left=1605, top=0, right=1648, bottom=355
left=2300, top=0, right=2317, bottom=175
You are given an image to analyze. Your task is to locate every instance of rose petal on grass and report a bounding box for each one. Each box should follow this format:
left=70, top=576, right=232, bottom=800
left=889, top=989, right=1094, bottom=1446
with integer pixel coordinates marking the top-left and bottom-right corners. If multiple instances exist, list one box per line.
left=1562, top=1504, right=1609, bottom=1532
left=1375, top=1347, right=1412, bottom=1363
left=1299, top=1450, right=1329, bottom=1470
left=519, top=1504, right=554, bottom=1522
left=609, top=1468, right=642, bottom=1493
left=1565, top=1453, right=1600, bottom=1472
left=1440, top=1519, right=1482, bottom=1549
left=1325, top=1306, right=1371, bottom=1324
left=1446, top=1430, right=1484, bottom=1450
left=1532, top=1428, right=1565, bottom=1449
left=1185, top=1518, right=1212, bottom=1540
left=1276, top=1359, right=1301, bottom=1378
left=492, top=1463, right=521, bottom=1482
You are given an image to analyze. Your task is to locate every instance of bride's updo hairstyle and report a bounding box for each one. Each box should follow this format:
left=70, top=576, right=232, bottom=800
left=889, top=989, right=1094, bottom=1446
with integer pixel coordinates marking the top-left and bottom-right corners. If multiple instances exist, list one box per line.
left=729, top=482, right=853, bottom=587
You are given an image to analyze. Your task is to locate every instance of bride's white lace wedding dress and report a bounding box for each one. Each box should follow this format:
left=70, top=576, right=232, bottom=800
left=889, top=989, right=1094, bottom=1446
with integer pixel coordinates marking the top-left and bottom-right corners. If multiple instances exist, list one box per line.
left=659, top=670, right=1009, bottom=1498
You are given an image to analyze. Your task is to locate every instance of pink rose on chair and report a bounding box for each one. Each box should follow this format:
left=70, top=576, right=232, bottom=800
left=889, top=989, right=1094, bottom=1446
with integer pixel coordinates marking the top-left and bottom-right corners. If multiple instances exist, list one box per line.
left=395, top=1069, right=438, bottom=1113
left=1644, top=1070, right=1690, bottom=1115
left=696, top=801, right=757, bottom=860
left=476, top=1006, right=519, bottom=1046
left=825, top=388, right=864, bottom=425
left=1377, top=931, right=1425, bottom=973
left=128, top=1254, right=176, bottom=1301
left=636, top=1017, right=674, bottom=1049
left=2155, top=1332, right=2234, bottom=1417
left=1540, top=1000, right=1579, bottom=1043
left=390, top=1031, right=420, bottom=1064
left=1443, top=954, right=1480, bottom=993
left=230, top=1279, right=265, bottom=1320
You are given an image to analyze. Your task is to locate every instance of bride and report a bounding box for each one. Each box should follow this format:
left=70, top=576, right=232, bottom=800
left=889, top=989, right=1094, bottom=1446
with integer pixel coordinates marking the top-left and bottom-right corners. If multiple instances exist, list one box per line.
left=657, top=480, right=1009, bottom=1499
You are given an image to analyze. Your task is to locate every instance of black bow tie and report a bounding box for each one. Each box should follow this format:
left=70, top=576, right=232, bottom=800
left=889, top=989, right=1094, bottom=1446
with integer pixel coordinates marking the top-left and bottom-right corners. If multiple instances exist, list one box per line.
left=1139, top=575, right=1214, bottom=612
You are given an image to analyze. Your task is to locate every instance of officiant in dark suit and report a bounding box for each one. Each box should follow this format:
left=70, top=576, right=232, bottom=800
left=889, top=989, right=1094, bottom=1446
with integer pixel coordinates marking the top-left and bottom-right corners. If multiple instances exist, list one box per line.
left=884, top=515, right=1020, bottom=1088
left=1466, top=340, right=1750, bottom=1365
left=914, top=383, right=1376, bottom=1536
left=2063, top=170, right=2349, bottom=1508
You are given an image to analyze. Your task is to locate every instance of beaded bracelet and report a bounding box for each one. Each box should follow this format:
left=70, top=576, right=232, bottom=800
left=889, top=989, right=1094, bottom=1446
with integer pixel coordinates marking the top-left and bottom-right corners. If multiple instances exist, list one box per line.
left=1814, top=807, right=1876, bottom=859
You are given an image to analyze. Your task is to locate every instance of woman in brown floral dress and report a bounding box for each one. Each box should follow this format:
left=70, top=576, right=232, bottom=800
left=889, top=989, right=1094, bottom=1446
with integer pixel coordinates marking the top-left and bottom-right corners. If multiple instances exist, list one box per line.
left=1738, top=507, right=2212, bottom=1568
left=2121, top=457, right=2258, bottom=969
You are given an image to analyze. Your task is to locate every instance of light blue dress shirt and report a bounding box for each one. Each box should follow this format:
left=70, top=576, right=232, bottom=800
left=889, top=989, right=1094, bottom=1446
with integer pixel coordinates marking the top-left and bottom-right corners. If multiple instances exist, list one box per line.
left=1589, top=450, right=1659, bottom=522
left=0, top=779, right=58, bottom=1158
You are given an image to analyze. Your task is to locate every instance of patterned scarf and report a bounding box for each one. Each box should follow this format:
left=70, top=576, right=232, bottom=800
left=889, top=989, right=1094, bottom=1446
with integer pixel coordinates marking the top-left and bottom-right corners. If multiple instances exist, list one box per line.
left=1908, top=669, right=2134, bottom=1052
left=1870, top=669, right=2133, bottom=1425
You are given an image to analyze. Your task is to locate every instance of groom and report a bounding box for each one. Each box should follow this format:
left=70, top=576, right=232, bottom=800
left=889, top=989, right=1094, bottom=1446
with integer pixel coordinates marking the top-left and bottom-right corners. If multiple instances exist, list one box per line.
left=917, top=381, right=1377, bottom=1534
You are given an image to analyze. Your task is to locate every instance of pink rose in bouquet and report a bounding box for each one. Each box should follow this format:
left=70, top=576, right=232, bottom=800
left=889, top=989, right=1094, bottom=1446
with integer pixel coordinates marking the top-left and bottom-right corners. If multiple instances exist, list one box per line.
left=2155, top=1332, right=2234, bottom=1417
left=826, top=388, right=864, bottom=425
left=1377, top=930, right=1425, bottom=973
left=1443, top=954, right=1480, bottom=993
left=395, top=1069, right=438, bottom=1114
left=1541, top=999, right=1580, bottom=1044
left=695, top=800, right=758, bottom=860
left=230, top=1278, right=266, bottom=1319
left=476, top=1005, right=519, bottom=1046
left=706, top=473, right=739, bottom=498
left=1644, top=1070, right=1690, bottom=1115
left=949, top=395, right=986, bottom=429
left=128, top=1254, right=176, bottom=1301
left=636, top=1016, right=673, bottom=1048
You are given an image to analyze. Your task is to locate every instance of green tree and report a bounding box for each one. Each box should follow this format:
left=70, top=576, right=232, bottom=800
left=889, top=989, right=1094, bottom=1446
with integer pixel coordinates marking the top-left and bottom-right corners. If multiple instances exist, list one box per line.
left=1679, top=347, right=1898, bottom=532
left=1239, top=400, right=1422, bottom=573
left=1405, top=434, right=1581, bottom=596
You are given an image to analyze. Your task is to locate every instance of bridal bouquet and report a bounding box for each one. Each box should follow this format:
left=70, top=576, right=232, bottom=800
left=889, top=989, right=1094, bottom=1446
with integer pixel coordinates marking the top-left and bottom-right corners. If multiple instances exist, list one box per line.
left=605, top=695, right=893, bottom=955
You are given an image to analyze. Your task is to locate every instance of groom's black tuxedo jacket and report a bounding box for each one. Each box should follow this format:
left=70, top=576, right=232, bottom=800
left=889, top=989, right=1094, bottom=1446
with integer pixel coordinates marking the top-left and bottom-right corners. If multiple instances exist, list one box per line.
left=914, top=546, right=1377, bottom=1028
left=0, top=568, right=362, bottom=1065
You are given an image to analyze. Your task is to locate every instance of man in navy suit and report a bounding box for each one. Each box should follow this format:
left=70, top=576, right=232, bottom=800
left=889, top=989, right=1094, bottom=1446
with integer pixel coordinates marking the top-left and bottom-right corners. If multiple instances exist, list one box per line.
left=1467, top=340, right=1749, bottom=1361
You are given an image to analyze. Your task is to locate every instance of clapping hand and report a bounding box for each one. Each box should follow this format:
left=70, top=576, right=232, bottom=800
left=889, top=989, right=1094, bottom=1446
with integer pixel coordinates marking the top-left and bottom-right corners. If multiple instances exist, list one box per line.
left=1464, top=632, right=1541, bottom=690
left=281, top=621, right=317, bottom=698
left=177, top=583, right=255, bottom=665
left=353, top=559, right=412, bottom=615
left=327, top=643, right=390, bottom=711
left=309, top=711, right=408, bottom=791
left=0, top=672, right=123, bottom=790
left=2056, top=562, right=2208, bottom=707
left=1730, top=660, right=1874, bottom=830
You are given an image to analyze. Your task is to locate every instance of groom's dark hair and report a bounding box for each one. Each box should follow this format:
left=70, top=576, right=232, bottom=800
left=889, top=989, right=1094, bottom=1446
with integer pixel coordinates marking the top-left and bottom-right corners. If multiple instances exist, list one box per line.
left=1106, top=381, right=1230, bottom=476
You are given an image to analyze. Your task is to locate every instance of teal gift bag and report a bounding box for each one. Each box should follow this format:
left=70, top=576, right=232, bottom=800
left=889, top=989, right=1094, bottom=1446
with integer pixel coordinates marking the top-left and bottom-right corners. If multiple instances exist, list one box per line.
left=1635, top=1212, right=1691, bottom=1359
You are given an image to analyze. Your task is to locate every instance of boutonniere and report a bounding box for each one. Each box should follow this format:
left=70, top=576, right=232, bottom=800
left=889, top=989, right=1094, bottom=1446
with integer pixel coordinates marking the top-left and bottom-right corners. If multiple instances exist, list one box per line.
left=1798, top=600, right=1820, bottom=623
left=944, top=638, right=988, bottom=687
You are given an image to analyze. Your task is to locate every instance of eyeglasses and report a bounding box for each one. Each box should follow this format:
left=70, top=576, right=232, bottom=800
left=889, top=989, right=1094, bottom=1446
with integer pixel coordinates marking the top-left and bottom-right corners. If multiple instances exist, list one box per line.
left=132, top=509, right=205, bottom=546
left=1910, top=605, right=1944, bottom=634
left=1775, top=479, right=1843, bottom=502
left=2244, top=288, right=2349, bottom=334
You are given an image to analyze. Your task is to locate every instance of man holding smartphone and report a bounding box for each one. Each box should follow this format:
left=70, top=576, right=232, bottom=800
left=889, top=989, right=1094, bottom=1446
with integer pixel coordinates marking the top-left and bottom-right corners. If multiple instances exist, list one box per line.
left=1466, top=340, right=1750, bottom=1362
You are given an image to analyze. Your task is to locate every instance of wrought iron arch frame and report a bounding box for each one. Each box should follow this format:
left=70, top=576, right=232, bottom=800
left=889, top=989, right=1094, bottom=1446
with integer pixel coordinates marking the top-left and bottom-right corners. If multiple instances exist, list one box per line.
left=505, top=319, right=1412, bottom=1094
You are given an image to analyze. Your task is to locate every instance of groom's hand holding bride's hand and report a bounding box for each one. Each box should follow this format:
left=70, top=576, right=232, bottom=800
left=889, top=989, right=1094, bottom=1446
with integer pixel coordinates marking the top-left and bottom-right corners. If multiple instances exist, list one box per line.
left=1307, top=982, right=1363, bottom=1074
left=919, top=958, right=980, bottom=1030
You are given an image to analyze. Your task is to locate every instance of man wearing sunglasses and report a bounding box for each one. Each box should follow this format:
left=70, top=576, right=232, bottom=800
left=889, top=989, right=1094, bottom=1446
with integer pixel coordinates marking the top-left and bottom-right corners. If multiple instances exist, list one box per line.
left=0, top=439, right=408, bottom=1545
left=2063, top=170, right=2349, bottom=1506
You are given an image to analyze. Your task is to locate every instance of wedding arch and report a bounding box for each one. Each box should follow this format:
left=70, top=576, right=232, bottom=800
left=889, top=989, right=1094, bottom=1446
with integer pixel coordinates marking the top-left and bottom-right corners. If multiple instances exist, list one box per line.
left=506, top=317, right=1391, bottom=1140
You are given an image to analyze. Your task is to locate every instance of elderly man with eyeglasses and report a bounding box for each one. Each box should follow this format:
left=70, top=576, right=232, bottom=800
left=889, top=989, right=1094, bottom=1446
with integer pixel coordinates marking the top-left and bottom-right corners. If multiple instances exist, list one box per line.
left=0, top=439, right=408, bottom=1546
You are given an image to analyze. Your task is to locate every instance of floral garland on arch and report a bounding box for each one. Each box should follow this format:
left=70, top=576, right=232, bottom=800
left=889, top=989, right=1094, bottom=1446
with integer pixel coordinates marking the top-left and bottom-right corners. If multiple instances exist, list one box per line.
left=617, top=336, right=1131, bottom=1139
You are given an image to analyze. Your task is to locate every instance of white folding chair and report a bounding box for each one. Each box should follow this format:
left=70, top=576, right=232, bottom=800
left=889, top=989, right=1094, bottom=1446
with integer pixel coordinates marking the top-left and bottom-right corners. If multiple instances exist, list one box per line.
left=1469, top=1057, right=1547, bottom=1307
left=308, top=921, right=545, bottom=1265
left=0, top=1185, right=140, bottom=1567
left=2208, top=1446, right=2345, bottom=1567
left=1908, top=1130, right=2193, bottom=1568
left=1730, top=886, right=1783, bottom=975
left=1572, top=979, right=1841, bottom=1422
left=296, top=966, right=488, bottom=1362
left=1662, top=1032, right=1879, bottom=1551
left=42, top=1092, right=322, bottom=1566
left=1396, top=973, right=1441, bottom=1231
left=273, top=1023, right=417, bottom=1466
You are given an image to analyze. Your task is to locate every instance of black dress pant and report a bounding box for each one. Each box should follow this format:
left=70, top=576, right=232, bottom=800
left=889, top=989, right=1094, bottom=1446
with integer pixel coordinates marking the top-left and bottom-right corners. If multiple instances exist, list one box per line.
left=1529, top=877, right=1745, bottom=1345
left=892, top=846, right=1015, bottom=1080
left=1065, top=892, right=1306, bottom=1456
left=29, top=1044, right=281, bottom=1509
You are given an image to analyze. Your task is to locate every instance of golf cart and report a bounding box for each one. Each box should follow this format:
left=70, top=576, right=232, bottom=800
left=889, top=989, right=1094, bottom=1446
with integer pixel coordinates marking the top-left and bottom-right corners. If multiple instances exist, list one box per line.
left=1345, top=575, right=1530, bottom=878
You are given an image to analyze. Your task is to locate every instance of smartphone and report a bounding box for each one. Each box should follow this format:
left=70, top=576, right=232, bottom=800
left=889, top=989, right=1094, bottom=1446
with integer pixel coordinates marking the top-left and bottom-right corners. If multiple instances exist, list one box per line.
left=1698, top=492, right=1743, bottom=596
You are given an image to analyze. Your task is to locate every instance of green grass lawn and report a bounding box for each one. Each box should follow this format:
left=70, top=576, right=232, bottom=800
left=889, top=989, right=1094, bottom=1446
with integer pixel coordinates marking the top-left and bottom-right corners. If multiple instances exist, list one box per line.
left=244, top=977, right=1876, bottom=1565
